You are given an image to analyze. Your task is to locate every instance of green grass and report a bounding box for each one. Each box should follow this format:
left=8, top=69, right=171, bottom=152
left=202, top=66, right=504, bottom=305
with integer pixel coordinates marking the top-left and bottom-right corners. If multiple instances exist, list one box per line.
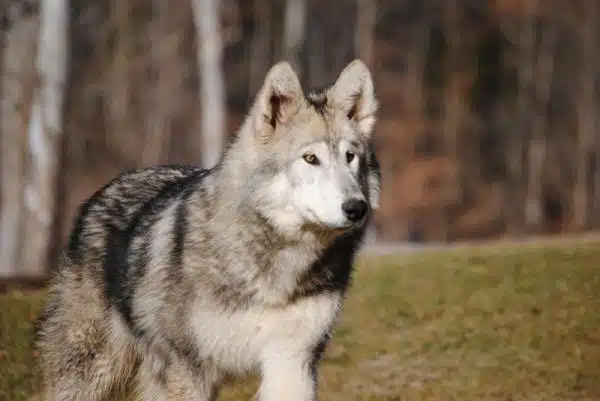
left=2, top=243, right=600, bottom=401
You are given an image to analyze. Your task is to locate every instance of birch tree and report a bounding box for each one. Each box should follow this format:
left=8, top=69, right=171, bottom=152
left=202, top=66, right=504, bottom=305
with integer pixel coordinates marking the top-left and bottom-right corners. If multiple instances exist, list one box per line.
left=21, top=0, right=69, bottom=276
left=191, top=0, right=225, bottom=169
left=0, top=2, right=40, bottom=277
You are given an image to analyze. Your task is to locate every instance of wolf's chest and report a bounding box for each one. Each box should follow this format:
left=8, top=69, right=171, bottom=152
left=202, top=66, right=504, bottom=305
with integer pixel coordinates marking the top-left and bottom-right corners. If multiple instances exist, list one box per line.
left=188, top=293, right=341, bottom=374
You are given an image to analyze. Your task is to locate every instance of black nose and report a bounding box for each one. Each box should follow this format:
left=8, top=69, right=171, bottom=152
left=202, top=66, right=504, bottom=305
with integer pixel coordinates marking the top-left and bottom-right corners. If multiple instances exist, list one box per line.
left=342, top=199, right=368, bottom=222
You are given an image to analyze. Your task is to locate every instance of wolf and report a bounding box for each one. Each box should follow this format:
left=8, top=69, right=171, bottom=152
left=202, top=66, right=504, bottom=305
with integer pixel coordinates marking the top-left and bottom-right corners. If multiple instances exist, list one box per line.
left=35, top=59, right=381, bottom=401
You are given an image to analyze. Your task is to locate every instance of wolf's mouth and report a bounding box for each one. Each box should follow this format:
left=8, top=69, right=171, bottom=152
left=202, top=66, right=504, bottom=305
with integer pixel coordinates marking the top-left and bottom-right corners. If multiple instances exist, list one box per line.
left=330, top=217, right=367, bottom=233
left=303, top=219, right=355, bottom=235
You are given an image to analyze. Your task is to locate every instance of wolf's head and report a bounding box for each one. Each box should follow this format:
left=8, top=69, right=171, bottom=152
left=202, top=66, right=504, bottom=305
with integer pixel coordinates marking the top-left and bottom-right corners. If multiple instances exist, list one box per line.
left=232, top=60, right=381, bottom=238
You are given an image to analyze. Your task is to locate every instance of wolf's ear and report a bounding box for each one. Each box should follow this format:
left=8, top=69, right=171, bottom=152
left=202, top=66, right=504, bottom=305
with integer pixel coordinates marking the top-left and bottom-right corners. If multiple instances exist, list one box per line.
left=330, top=59, right=378, bottom=138
left=254, top=61, right=303, bottom=139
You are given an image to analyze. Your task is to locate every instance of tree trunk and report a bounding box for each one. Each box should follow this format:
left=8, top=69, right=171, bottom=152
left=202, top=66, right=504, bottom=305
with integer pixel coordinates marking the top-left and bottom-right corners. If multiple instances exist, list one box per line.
left=191, top=0, right=225, bottom=169
left=403, top=11, right=430, bottom=118
left=595, top=127, right=600, bottom=226
left=0, top=3, right=40, bottom=277
left=104, top=0, right=134, bottom=160
left=506, top=0, right=537, bottom=235
left=283, top=0, right=306, bottom=73
left=573, top=0, right=598, bottom=230
left=21, top=0, right=69, bottom=277
left=355, top=0, right=376, bottom=68
left=524, top=17, right=556, bottom=230
left=141, top=1, right=173, bottom=166
left=354, top=0, right=377, bottom=242
left=249, top=0, right=272, bottom=99
left=441, top=0, right=463, bottom=242
left=306, top=1, right=326, bottom=88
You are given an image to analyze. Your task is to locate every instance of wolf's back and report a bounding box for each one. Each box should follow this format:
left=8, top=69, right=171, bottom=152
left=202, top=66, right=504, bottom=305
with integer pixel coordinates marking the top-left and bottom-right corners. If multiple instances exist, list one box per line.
left=64, top=164, right=204, bottom=268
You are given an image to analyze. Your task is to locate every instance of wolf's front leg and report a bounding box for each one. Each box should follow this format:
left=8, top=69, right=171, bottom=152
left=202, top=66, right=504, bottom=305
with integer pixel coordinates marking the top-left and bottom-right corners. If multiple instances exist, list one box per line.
left=138, top=354, right=221, bottom=401
left=258, top=348, right=317, bottom=401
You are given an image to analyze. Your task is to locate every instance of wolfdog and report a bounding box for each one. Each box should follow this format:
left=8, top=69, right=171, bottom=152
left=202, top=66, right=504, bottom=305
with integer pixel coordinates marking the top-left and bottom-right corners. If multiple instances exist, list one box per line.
left=35, top=59, right=381, bottom=401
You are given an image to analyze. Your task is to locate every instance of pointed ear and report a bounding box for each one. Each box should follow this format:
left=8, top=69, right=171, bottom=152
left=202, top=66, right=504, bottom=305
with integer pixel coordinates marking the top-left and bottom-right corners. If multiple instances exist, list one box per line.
left=253, top=61, right=303, bottom=141
left=330, top=59, right=378, bottom=138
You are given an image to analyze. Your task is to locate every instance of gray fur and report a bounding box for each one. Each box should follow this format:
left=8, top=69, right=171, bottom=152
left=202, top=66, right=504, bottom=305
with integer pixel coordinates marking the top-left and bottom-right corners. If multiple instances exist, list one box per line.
left=36, top=60, right=381, bottom=401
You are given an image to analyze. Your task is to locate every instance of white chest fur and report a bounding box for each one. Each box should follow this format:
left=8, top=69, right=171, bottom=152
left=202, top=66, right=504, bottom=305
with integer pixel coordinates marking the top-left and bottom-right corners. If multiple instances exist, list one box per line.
left=189, top=293, right=342, bottom=374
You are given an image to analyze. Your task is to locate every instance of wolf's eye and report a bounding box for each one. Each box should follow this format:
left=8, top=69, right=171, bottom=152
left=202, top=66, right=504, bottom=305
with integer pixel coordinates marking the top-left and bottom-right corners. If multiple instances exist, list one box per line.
left=303, top=153, right=319, bottom=165
left=346, top=151, right=356, bottom=163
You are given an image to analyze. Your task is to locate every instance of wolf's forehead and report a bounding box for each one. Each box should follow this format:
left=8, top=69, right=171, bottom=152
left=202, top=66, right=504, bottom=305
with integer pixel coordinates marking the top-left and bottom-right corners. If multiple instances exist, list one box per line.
left=299, top=114, right=354, bottom=146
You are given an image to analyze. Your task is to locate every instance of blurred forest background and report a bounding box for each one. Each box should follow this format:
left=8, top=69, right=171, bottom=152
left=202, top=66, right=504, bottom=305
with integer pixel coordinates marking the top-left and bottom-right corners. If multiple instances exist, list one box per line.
left=1, top=0, right=600, bottom=278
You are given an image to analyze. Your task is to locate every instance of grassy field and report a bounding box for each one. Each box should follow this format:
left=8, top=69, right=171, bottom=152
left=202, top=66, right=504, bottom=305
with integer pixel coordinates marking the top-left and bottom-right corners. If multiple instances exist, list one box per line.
left=2, top=243, right=600, bottom=401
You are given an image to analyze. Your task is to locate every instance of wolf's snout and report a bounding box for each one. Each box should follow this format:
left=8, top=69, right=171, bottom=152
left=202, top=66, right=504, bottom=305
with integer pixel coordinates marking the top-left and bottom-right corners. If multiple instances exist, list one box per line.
left=342, top=199, right=368, bottom=222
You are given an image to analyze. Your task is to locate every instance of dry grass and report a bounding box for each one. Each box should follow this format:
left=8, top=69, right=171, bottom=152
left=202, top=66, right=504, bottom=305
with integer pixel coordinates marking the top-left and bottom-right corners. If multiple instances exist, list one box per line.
left=2, top=242, right=600, bottom=401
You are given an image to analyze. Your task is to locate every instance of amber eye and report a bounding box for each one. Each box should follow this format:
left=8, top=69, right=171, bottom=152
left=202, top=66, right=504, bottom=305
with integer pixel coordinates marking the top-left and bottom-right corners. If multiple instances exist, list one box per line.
left=346, top=151, right=356, bottom=163
left=303, top=153, right=319, bottom=165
